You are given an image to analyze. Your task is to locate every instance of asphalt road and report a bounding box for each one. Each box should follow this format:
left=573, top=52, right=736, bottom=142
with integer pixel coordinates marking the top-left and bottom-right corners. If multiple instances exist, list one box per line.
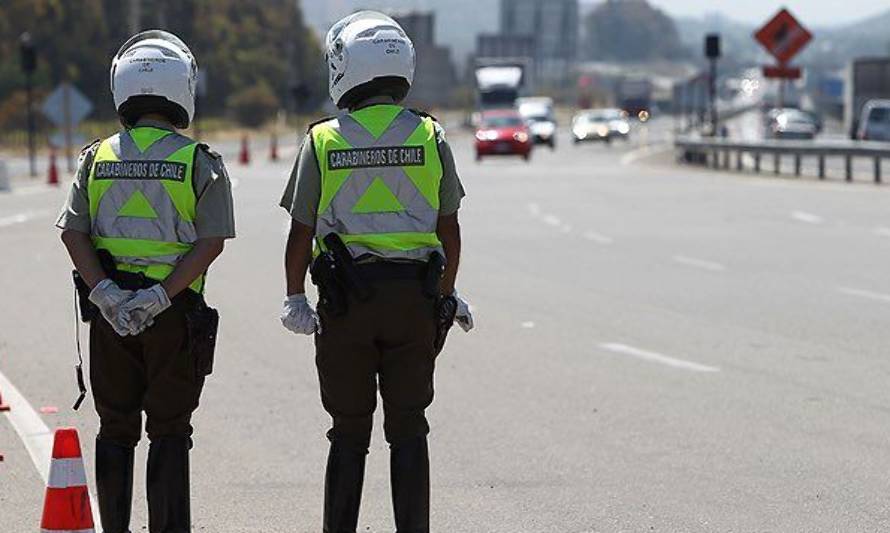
left=3, top=118, right=890, bottom=532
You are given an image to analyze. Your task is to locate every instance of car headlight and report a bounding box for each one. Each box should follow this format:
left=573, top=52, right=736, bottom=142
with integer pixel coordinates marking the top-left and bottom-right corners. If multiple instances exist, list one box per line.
left=476, top=130, right=498, bottom=141
left=573, top=127, right=587, bottom=139
left=534, top=122, right=555, bottom=136
left=616, top=122, right=630, bottom=135
left=513, top=131, right=529, bottom=143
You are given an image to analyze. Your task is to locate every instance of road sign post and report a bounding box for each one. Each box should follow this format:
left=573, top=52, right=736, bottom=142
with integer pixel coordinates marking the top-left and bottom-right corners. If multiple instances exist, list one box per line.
left=754, top=9, right=812, bottom=110
left=19, top=33, right=37, bottom=178
left=705, top=34, right=721, bottom=136
left=41, top=83, right=93, bottom=173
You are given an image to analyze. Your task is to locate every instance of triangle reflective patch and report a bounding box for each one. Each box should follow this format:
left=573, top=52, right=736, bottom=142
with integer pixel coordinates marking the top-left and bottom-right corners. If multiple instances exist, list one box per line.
left=352, top=177, right=404, bottom=214
left=117, top=190, right=158, bottom=219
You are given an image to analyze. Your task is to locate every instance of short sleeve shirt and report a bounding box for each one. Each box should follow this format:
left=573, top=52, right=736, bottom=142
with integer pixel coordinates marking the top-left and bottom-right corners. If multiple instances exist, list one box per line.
left=280, top=117, right=465, bottom=227
left=56, top=119, right=236, bottom=240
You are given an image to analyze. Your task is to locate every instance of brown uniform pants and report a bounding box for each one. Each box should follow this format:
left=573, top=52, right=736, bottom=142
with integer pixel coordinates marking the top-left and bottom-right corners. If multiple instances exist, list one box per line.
left=315, top=279, right=439, bottom=451
left=90, top=295, right=205, bottom=447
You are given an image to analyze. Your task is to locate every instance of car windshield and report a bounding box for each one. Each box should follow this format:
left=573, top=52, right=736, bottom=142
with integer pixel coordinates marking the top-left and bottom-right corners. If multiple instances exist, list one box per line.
left=581, top=110, right=623, bottom=122
left=868, top=107, right=890, bottom=124
left=483, top=116, right=523, bottom=128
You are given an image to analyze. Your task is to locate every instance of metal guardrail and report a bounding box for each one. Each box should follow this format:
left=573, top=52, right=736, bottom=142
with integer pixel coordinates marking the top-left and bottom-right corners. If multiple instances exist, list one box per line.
left=675, top=136, right=890, bottom=183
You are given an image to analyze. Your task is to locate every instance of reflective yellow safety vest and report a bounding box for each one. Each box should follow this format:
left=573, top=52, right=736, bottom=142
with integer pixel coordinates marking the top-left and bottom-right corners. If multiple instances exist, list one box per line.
left=310, top=105, right=444, bottom=261
left=87, top=126, right=204, bottom=293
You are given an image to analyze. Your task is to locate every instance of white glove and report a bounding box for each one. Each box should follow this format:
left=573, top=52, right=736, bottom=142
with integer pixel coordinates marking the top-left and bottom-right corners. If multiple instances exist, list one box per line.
left=89, top=279, right=136, bottom=337
left=119, top=284, right=171, bottom=335
left=281, top=294, right=320, bottom=335
left=452, top=290, right=474, bottom=333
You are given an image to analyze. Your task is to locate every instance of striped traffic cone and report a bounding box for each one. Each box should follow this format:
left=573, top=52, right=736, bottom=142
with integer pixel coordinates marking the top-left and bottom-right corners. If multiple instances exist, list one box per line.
left=41, top=428, right=95, bottom=532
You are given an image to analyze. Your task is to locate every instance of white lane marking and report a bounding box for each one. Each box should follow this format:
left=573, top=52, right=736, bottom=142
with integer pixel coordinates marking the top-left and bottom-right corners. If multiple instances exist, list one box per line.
left=542, top=215, right=561, bottom=227
left=791, top=211, right=823, bottom=224
left=672, top=255, right=726, bottom=272
left=521, top=321, right=535, bottom=329
left=838, top=287, right=890, bottom=304
left=0, top=369, right=102, bottom=529
left=598, top=343, right=720, bottom=373
left=0, top=209, right=52, bottom=228
left=11, top=185, right=55, bottom=196
left=874, top=227, right=890, bottom=238
left=583, top=231, right=613, bottom=245
left=620, top=143, right=672, bottom=166
left=230, top=177, right=240, bottom=190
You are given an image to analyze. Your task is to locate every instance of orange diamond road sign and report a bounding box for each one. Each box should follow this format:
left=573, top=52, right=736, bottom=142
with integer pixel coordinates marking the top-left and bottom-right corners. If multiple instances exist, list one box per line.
left=754, top=8, right=812, bottom=65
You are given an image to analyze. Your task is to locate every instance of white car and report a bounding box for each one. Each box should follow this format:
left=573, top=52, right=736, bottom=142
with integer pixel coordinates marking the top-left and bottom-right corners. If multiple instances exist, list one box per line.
left=858, top=100, right=890, bottom=142
left=572, top=109, right=630, bottom=144
left=517, top=97, right=557, bottom=149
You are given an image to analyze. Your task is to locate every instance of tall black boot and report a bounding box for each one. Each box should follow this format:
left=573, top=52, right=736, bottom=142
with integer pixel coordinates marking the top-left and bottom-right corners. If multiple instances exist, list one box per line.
left=146, top=436, right=191, bottom=533
left=390, top=436, right=430, bottom=533
left=95, top=438, right=134, bottom=533
left=323, top=440, right=367, bottom=533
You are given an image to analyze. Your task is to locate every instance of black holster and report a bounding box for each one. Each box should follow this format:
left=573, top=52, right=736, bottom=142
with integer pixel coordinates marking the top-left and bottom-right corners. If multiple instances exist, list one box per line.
left=184, top=294, right=219, bottom=379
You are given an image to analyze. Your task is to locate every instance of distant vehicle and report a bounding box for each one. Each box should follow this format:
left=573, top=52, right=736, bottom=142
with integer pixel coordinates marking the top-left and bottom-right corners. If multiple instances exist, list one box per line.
left=765, top=108, right=820, bottom=140
left=517, top=97, right=557, bottom=149
left=857, top=99, right=890, bottom=141
left=475, top=110, right=533, bottom=162
left=845, top=58, right=890, bottom=139
left=475, top=60, right=528, bottom=111
left=617, top=77, right=653, bottom=117
left=571, top=109, right=630, bottom=144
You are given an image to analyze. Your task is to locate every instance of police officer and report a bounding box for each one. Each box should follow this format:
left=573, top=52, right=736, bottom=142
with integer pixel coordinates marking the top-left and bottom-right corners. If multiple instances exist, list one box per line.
left=56, top=30, right=235, bottom=533
left=280, top=11, right=474, bottom=533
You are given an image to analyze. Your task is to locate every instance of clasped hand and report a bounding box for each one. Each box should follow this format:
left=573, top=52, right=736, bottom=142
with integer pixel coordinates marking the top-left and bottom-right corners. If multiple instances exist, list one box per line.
left=89, top=280, right=172, bottom=337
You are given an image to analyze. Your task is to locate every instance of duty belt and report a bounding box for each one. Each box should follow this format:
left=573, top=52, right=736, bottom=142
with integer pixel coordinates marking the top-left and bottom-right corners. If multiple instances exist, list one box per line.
left=354, top=262, right=427, bottom=282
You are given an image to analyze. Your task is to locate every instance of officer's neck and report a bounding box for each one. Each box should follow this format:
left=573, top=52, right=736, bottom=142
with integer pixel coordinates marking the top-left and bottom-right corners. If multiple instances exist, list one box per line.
left=350, top=95, right=397, bottom=112
left=135, top=113, right=176, bottom=129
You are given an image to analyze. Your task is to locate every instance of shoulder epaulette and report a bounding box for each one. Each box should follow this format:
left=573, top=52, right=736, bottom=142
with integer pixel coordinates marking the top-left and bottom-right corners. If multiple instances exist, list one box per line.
left=306, top=115, right=336, bottom=134
left=196, top=142, right=223, bottom=161
left=409, top=109, right=439, bottom=122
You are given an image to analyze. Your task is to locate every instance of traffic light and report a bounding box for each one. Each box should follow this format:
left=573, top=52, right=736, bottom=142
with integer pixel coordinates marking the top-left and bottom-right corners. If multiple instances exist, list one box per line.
left=19, top=32, right=37, bottom=74
left=705, top=34, right=721, bottom=60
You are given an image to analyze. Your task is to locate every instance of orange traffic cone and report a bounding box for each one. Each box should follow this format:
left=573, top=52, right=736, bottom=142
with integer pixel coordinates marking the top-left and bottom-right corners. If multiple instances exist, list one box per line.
left=47, top=151, right=59, bottom=186
left=239, top=135, right=250, bottom=165
left=41, top=428, right=95, bottom=532
left=269, top=133, right=279, bottom=161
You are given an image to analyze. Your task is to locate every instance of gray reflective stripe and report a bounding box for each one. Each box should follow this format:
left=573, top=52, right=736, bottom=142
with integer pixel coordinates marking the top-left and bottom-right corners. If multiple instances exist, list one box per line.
left=318, top=110, right=439, bottom=239
left=114, top=253, right=185, bottom=266
left=91, top=131, right=197, bottom=255
left=47, top=457, right=87, bottom=489
left=349, top=243, right=443, bottom=261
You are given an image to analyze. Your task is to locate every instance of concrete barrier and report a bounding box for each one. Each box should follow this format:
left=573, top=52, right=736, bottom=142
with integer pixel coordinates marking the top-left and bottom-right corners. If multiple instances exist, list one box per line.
left=0, top=161, right=9, bottom=192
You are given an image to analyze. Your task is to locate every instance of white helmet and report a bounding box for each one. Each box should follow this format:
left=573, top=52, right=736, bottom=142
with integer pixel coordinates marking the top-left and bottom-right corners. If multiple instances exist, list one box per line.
left=111, top=30, right=197, bottom=128
left=325, top=11, right=415, bottom=109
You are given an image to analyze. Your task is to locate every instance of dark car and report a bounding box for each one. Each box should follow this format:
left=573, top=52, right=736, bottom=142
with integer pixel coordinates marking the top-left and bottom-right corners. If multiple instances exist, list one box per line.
left=765, top=108, right=820, bottom=140
left=475, top=110, right=533, bottom=162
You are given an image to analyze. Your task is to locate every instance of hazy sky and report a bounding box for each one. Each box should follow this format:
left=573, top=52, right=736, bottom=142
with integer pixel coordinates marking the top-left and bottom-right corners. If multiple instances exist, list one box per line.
left=647, top=0, right=888, bottom=26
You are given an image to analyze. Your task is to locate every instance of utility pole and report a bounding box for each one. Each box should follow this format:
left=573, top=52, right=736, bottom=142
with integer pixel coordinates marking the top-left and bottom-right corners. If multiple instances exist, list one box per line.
left=704, top=34, right=721, bottom=136
left=19, top=33, right=37, bottom=178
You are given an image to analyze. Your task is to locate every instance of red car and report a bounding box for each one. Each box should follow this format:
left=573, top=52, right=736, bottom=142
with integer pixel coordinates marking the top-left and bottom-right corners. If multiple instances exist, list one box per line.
left=475, top=110, right=533, bottom=162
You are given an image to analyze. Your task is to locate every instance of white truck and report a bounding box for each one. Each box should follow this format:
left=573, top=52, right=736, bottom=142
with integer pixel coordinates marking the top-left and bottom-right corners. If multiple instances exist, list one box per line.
left=844, top=57, right=890, bottom=139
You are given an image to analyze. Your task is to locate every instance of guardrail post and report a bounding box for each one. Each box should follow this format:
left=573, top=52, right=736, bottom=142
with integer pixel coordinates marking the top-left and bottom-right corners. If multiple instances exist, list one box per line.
left=754, top=152, right=761, bottom=173
left=773, top=153, right=780, bottom=175
left=818, top=156, right=825, bottom=180
left=736, top=150, right=743, bottom=171
left=876, top=157, right=882, bottom=184
left=794, top=154, right=802, bottom=177
left=845, top=156, right=853, bottom=182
